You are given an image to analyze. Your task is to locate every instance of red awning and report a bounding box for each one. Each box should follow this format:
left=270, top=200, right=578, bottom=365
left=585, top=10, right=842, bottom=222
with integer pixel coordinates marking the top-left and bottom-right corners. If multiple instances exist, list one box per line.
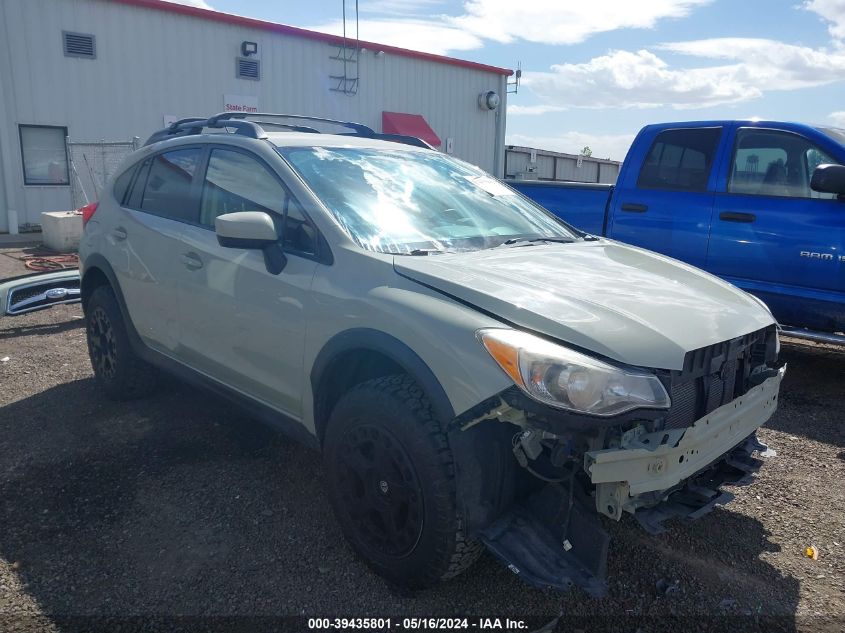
left=381, top=112, right=441, bottom=147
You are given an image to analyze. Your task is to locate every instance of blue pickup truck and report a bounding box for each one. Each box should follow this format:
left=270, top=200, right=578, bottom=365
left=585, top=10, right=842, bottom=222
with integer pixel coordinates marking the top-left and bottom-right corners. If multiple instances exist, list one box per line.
left=510, top=120, right=845, bottom=345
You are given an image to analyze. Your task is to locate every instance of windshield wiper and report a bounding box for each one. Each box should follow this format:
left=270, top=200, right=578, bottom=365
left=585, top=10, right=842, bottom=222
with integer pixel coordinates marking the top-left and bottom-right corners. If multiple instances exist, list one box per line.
left=385, top=248, right=454, bottom=256
left=495, top=236, right=576, bottom=248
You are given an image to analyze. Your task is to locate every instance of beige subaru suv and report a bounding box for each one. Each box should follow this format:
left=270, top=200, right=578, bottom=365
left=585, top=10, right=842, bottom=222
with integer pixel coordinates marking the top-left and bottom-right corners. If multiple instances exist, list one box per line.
left=75, top=112, right=784, bottom=596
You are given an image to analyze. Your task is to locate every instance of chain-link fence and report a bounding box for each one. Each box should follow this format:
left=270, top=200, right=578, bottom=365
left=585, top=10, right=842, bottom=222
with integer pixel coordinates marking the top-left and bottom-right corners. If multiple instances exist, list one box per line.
left=66, top=137, right=140, bottom=210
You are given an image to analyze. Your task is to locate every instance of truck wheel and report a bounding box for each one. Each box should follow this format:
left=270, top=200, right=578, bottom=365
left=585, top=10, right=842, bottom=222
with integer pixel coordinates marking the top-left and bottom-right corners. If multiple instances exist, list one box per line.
left=85, top=285, right=158, bottom=400
left=323, top=374, right=483, bottom=589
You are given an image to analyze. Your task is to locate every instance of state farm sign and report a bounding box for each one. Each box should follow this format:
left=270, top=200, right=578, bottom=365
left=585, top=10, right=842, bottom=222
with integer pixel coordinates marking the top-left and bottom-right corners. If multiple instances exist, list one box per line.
left=223, top=94, right=258, bottom=113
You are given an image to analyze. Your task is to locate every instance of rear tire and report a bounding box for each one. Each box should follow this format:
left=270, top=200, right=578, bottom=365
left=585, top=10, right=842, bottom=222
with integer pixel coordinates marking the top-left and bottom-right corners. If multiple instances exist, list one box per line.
left=323, top=374, right=483, bottom=589
left=85, top=285, right=158, bottom=400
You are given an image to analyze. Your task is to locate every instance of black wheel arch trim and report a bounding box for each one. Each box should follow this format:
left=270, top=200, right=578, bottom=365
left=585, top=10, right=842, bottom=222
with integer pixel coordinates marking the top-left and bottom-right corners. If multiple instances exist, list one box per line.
left=81, top=254, right=144, bottom=349
left=311, top=328, right=456, bottom=431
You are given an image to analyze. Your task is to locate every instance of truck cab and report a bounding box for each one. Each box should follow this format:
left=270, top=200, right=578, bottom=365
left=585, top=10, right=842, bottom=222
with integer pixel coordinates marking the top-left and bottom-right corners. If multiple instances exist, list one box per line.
left=613, top=121, right=845, bottom=337
left=512, top=120, right=845, bottom=343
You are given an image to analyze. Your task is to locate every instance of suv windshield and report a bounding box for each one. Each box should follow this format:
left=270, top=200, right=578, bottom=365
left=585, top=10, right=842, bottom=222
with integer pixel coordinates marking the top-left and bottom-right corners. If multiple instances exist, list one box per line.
left=278, top=146, right=578, bottom=254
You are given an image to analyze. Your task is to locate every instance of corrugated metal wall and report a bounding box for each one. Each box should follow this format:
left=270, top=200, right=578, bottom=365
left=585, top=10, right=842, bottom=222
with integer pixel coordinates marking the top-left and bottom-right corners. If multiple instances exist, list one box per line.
left=0, top=0, right=507, bottom=231
left=505, top=146, right=620, bottom=184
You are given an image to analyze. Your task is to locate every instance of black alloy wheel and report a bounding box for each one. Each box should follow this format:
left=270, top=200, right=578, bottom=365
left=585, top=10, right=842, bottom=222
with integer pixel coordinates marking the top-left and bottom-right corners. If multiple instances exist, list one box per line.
left=336, top=423, right=425, bottom=558
left=87, top=305, right=118, bottom=380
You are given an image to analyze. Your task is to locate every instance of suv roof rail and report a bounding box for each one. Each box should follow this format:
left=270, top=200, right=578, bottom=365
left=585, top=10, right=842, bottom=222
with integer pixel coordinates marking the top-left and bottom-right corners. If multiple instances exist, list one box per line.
left=143, top=112, right=434, bottom=150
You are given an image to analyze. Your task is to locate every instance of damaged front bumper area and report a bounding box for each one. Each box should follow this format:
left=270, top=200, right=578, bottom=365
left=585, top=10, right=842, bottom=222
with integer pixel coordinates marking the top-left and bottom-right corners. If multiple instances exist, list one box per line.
left=586, top=366, right=785, bottom=530
left=458, top=367, right=784, bottom=598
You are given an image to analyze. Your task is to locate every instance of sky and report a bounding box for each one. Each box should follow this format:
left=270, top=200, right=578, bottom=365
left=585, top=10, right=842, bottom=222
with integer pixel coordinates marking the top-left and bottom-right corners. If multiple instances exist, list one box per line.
left=169, top=0, right=845, bottom=160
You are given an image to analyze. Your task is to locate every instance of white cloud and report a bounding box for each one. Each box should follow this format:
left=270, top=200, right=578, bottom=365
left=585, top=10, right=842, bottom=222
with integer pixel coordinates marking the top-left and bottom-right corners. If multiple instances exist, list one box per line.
left=450, top=0, right=711, bottom=45
left=507, top=132, right=635, bottom=162
left=524, top=49, right=755, bottom=109
left=358, top=0, right=446, bottom=15
left=803, top=0, right=845, bottom=39
left=162, top=0, right=214, bottom=9
left=660, top=38, right=845, bottom=89
left=307, top=18, right=482, bottom=55
left=522, top=39, right=845, bottom=110
left=508, top=104, right=567, bottom=116
left=830, top=111, right=845, bottom=126
left=310, top=0, right=712, bottom=55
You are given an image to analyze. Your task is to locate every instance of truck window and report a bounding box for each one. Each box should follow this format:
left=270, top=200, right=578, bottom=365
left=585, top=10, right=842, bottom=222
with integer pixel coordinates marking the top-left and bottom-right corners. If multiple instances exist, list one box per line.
left=728, top=128, right=840, bottom=199
left=637, top=128, right=721, bottom=192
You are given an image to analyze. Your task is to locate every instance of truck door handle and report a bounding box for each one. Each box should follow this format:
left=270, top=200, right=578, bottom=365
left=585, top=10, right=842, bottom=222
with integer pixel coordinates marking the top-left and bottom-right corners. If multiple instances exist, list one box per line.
left=181, top=252, right=203, bottom=270
left=719, top=211, right=756, bottom=223
left=620, top=203, right=648, bottom=213
left=112, top=227, right=127, bottom=241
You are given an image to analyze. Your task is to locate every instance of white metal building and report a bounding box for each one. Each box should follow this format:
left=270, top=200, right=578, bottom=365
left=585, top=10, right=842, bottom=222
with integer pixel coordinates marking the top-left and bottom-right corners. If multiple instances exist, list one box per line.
left=0, top=0, right=512, bottom=234
left=505, top=146, right=621, bottom=184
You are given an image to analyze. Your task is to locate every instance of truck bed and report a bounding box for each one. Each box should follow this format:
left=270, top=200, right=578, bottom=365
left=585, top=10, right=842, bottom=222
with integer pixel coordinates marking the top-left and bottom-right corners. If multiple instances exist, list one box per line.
left=507, top=180, right=613, bottom=236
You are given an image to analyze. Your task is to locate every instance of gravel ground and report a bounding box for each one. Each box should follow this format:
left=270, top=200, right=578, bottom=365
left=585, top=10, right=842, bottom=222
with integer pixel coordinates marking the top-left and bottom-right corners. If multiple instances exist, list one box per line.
left=0, top=256, right=843, bottom=632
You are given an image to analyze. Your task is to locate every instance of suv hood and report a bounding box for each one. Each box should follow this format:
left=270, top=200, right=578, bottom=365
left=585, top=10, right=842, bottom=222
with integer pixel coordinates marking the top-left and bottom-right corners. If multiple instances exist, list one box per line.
left=394, top=240, right=775, bottom=370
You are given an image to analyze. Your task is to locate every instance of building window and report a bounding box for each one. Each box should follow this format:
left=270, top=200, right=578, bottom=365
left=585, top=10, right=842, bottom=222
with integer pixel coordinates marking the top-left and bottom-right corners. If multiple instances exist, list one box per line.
left=19, top=125, right=70, bottom=186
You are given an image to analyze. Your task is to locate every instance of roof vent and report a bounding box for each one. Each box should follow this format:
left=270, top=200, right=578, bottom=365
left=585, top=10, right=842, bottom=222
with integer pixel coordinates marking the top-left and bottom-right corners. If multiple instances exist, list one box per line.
left=63, top=31, right=96, bottom=59
left=237, top=57, right=260, bottom=80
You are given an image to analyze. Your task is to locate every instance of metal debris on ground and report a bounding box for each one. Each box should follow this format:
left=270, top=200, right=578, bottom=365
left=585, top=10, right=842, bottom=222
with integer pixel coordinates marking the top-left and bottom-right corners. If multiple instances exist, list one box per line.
left=0, top=356, right=9, bottom=363
left=21, top=254, right=79, bottom=272
left=806, top=545, right=820, bottom=560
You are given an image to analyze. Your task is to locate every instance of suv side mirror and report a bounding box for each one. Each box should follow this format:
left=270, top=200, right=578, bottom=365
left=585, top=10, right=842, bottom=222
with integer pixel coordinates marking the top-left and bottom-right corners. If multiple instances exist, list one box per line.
left=215, top=211, right=287, bottom=274
left=215, top=211, right=277, bottom=248
left=810, top=164, right=845, bottom=197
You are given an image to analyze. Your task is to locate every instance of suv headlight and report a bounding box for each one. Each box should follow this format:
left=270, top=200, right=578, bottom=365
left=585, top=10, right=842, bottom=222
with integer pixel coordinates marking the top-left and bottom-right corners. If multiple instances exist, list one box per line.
left=478, top=329, right=671, bottom=416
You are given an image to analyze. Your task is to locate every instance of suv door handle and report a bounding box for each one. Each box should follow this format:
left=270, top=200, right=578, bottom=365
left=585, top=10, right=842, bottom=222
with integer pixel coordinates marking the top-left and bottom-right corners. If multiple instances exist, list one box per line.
left=719, top=211, right=756, bottom=223
left=181, top=252, right=204, bottom=270
left=620, top=203, right=648, bottom=212
left=112, top=227, right=127, bottom=241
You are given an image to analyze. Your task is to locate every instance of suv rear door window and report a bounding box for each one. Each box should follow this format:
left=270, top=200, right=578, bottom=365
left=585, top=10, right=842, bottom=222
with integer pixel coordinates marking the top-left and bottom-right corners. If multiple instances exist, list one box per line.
left=637, top=128, right=721, bottom=192
left=138, top=148, right=202, bottom=221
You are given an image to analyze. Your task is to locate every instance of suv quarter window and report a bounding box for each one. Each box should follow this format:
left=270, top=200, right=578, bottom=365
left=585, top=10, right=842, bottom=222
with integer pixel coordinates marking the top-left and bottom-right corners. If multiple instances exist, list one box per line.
left=137, top=147, right=203, bottom=221
left=199, top=147, right=318, bottom=256
left=126, top=158, right=152, bottom=209
left=637, top=127, right=722, bottom=192
left=728, top=128, right=841, bottom=199
left=112, top=164, right=137, bottom=205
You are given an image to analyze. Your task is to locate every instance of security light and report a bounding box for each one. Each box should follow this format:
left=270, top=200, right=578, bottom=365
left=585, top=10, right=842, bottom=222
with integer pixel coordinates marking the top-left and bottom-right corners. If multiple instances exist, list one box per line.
left=241, top=41, right=258, bottom=57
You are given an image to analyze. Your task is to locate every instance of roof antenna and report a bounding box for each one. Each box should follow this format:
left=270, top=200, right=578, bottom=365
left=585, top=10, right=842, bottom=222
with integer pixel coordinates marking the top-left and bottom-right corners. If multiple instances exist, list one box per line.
left=508, top=62, right=522, bottom=94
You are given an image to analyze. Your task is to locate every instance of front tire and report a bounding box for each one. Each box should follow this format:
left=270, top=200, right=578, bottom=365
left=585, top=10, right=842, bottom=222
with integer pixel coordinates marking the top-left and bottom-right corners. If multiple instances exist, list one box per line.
left=323, top=374, right=482, bottom=589
left=85, top=285, right=158, bottom=400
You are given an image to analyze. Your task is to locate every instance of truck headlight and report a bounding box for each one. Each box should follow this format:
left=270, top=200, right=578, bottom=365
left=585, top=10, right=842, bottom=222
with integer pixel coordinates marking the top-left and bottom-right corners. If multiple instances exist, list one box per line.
left=478, top=329, right=671, bottom=416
